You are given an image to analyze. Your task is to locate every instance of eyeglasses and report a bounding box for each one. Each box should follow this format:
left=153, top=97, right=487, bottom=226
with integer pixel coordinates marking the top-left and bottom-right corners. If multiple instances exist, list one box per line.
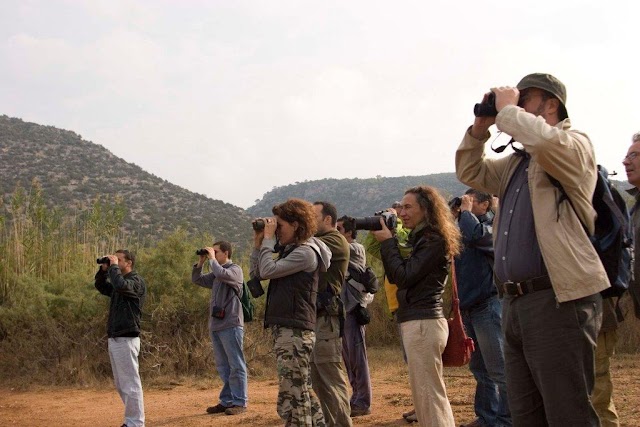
left=623, top=152, right=639, bottom=162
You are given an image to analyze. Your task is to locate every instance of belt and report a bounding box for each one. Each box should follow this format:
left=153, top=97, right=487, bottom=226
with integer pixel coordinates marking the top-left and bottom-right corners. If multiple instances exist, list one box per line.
left=498, top=276, right=552, bottom=297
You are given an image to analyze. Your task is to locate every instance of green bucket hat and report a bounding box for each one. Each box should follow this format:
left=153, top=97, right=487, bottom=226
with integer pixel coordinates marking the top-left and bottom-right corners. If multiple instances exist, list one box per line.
left=516, top=73, right=568, bottom=117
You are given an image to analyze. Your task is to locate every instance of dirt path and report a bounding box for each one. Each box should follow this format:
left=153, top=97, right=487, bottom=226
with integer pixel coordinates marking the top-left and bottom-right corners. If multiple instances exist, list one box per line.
left=1, top=351, right=639, bottom=426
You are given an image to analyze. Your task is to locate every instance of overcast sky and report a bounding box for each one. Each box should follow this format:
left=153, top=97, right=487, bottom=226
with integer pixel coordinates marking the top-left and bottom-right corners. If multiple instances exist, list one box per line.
left=1, top=0, right=638, bottom=208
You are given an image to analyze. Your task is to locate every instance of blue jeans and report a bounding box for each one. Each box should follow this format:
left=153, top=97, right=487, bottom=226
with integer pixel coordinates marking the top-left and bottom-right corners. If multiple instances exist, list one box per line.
left=462, top=295, right=511, bottom=427
left=342, top=311, right=372, bottom=410
left=210, top=326, right=248, bottom=407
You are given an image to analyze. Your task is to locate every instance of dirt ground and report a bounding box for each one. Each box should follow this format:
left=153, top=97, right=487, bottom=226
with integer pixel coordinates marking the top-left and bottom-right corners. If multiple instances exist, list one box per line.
left=1, top=349, right=639, bottom=426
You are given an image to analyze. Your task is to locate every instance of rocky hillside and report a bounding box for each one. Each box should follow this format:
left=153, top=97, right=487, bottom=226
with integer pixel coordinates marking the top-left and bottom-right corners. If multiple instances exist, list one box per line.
left=0, top=115, right=252, bottom=246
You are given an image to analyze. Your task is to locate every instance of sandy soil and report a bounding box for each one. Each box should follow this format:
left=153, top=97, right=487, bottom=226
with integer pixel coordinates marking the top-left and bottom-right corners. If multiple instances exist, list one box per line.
left=0, top=351, right=638, bottom=426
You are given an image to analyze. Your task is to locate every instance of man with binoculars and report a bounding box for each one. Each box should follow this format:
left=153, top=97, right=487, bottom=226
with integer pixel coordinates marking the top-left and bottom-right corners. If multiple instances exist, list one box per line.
left=456, top=73, right=607, bottom=426
left=94, top=249, right=147, bottom=427
left=191, top=241, right=248, bottom=416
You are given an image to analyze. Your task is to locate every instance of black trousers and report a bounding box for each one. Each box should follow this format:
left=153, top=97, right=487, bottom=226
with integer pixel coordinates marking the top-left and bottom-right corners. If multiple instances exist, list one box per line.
left=502, top=288, right=602, bottom=427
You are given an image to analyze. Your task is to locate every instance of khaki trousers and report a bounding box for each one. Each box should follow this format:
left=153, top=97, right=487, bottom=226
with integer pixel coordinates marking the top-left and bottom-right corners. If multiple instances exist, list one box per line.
left=593, top=329, right=620, bottom=427
left=311, top=315, right=352, bottom=427
left=401, top=318, right=455, bottom=427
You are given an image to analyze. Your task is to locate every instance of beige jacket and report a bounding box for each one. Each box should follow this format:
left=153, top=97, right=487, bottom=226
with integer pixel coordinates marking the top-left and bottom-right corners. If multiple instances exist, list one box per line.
left=455, top=105, right=609, bottom=302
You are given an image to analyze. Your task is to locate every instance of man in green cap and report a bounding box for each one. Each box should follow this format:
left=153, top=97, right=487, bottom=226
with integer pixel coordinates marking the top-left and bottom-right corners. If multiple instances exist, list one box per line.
left=455, top=73, right=608, bottom=426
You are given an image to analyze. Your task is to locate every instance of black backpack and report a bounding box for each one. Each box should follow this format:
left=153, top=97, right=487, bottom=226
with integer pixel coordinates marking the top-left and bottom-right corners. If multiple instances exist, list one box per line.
left=549, top=165, right=632, bottom=299
left=348, top=265, right=380, bottom=294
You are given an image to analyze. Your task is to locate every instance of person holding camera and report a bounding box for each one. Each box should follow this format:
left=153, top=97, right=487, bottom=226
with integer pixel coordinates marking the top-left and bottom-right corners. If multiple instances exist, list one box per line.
left=336, top=215, right=373, bottom=418
left=456, top=73, right=608, bottom=426
left=372, top=186, right=461, bottom=427
left=454, top=190, right=510, bottom=427
left=191, top=241, right=248, bottom=416
left=250, top=198, right=331, bottom=427
left=94, top=249, right=146, bottom=427
left=311, top=201, right=353, bottom=427
left=363, top=204, right=415, bottom=422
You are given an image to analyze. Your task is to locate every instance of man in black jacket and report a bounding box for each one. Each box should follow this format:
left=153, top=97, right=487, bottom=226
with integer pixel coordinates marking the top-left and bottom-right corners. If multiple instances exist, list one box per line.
left=95, top=249, right=146, bottom=427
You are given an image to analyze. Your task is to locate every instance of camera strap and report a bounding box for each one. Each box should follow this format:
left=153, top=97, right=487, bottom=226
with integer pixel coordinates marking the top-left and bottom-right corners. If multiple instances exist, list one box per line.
left=491, top=135, right=527, bottom=157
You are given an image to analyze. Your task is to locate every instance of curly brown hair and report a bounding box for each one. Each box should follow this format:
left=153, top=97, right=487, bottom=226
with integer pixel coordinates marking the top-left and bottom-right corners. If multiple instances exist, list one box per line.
left=405, top=186, right=462, bottom=258
left=272, top=198, right=318, bottom=243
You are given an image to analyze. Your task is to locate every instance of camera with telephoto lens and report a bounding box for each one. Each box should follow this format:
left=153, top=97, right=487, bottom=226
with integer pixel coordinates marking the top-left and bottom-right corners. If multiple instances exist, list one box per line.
left=252, top=219, right=265, bottom=231
left=474, top=92, right=498, bottom=117
left=195, top=248, right=208, bottom=256
left=96, top=256, right=110, bottom=265
left=353, top=210, right=397, bottom=231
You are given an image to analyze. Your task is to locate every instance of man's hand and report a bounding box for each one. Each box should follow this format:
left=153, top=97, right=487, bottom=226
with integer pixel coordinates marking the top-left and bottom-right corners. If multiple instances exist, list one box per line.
left=460, top=194, right=473, bottom=212
left=492, top=86, right=520, bottom=112
left=203, top=247, right=216, bottom=259
left=470, top=92, right=497, bottom=139
left=371, top=217, right=393, bottom=242
left=107, top=255, right=119, bottom=266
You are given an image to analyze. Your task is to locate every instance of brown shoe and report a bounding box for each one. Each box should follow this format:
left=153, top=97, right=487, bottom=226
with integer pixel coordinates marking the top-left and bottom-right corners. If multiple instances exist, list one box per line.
left=206, top=403, right=229, bottom=414
left=224, top=405, right=247, bottom=415
left=402, top=409, right=415, bottom=418
left=403, top=409, right=417, bottom=423
left=460, top=419, right=486, bottom=427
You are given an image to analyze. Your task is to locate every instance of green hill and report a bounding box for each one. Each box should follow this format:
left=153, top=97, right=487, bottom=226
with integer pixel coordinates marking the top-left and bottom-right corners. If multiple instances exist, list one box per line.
left=247, top=175, right=469, bottom=218
left=0, top=115, right=252, bottom=247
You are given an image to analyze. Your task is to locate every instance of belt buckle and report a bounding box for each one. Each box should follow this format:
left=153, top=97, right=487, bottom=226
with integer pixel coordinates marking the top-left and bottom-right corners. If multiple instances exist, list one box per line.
left=503, top=281, right=524, bottom=296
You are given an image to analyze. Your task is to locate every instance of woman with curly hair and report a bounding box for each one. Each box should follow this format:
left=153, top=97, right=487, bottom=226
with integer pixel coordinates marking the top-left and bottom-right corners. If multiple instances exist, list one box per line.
left=371, top=185, right=461, bottom=427
left=250, top=198, right=331, bottom=427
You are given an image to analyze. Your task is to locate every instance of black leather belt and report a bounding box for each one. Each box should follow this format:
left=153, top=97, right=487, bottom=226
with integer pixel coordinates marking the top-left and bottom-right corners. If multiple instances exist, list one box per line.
left=498, top=276, right=552, bottom=297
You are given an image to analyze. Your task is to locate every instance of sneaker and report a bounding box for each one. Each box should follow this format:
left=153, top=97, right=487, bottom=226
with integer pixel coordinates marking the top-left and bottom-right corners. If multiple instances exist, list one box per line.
left=224, top=405, right=247, bottom=415
left=350, top=406, right=371, bottom=417
left=206, top=403, right=229, bottom=414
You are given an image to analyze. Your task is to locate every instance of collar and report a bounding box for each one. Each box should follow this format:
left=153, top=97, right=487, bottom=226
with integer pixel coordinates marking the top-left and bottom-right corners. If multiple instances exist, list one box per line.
left=408, top=221, right=427, bottom=243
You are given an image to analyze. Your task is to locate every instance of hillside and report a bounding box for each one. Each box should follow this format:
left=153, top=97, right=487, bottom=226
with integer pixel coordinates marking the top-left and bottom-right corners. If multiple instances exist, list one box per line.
left=0, top=115, right=252, bottom=246
left=248, top=174, right=469, bottom=218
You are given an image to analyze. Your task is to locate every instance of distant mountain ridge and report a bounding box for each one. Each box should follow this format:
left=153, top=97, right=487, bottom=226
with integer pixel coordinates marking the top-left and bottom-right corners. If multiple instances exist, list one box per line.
left=247, top=175, right=469, bottom=218
left=0, top=115, right=252, bottom=246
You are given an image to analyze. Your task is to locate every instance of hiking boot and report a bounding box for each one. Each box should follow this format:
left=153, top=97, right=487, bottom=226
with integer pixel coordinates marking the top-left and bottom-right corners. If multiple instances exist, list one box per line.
left=206, top=403, right=229, bottom=414
left=350, top=406, right=371, bottom=417
left=225, top=405, right=247, bottom=415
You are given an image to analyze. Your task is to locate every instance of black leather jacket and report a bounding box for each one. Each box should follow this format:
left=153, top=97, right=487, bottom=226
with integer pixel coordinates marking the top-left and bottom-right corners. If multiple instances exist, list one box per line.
left=95, top=266, right=146, bottom=338
left=380, top=231, right=447, bottom=323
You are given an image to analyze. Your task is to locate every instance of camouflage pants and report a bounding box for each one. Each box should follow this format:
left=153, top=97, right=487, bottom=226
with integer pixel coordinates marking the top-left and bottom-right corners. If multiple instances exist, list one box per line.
left=272, top=325, right=326, bottom=427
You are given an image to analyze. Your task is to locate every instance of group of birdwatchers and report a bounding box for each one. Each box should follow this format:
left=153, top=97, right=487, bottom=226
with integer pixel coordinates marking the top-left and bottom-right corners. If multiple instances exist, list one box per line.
left=94, top=72, right=640, bottom=427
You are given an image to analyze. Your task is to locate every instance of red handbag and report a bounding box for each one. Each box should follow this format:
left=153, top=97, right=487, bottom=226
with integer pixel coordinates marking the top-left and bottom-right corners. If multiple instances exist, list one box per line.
left=442, top=259, right=475, bottom=367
